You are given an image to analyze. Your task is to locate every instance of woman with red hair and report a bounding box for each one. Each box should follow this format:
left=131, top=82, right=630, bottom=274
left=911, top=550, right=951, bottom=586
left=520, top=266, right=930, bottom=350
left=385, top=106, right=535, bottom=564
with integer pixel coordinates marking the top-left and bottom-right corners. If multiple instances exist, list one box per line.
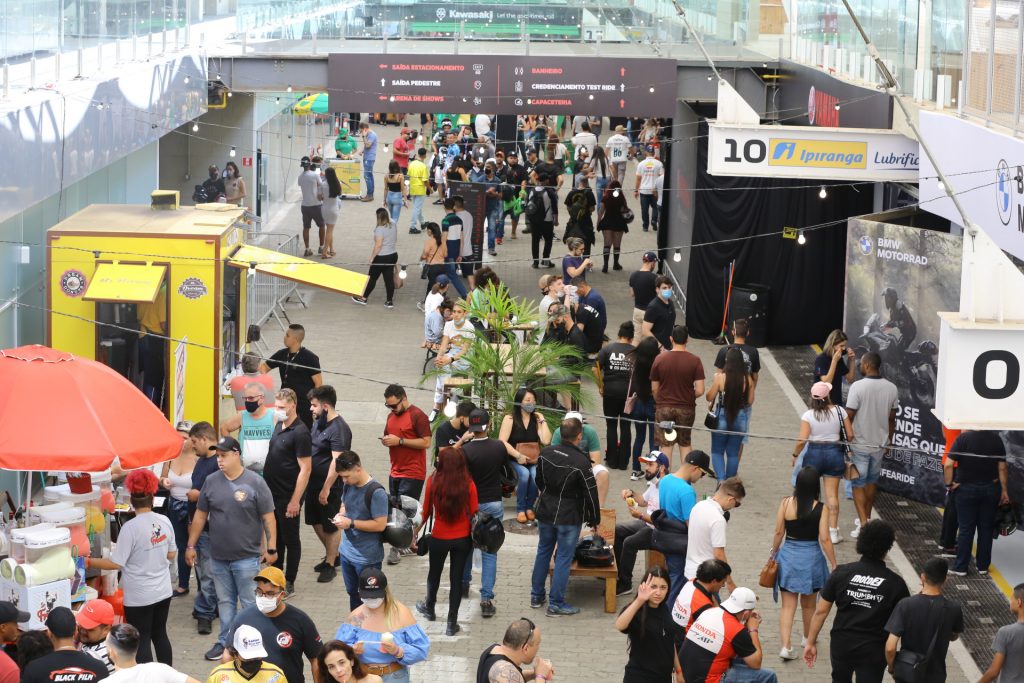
left=412, top=447, right=478, bottom=636
left=88, top=469, right=176, bottom=665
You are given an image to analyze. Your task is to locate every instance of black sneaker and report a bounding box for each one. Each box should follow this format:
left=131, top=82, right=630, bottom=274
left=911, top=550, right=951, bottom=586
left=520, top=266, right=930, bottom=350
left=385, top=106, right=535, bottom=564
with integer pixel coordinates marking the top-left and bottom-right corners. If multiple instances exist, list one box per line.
left=616, top=581, right=633, bottom=596
left=480, top=600, right=496, bottom=618
left=317, top=566, right=336, bottom=583
left=197, top=618, right=213, bottom=635
left=462, top=582, right=470, bottom=598
left=415, top=600, right=436, bottom=621
left=351, top=296, right=368, bottom=305
left=313, top=559, right=329, bottom=573
left=285, top=581, right=295, bottom=596
left=204, top=642, right=225, bottom=661
left=409, top=228, right=422, bottom=234
left=546, top=604, right=580, bottom=617
left=541, top=260, right=555, bottom=268
left=938, top=547, right=957, bottom=558
left=384, top=301, right=395, bottom=309
left=445, top=621, right=461, bottom=636
left=530, top=596, right=546, bottom=609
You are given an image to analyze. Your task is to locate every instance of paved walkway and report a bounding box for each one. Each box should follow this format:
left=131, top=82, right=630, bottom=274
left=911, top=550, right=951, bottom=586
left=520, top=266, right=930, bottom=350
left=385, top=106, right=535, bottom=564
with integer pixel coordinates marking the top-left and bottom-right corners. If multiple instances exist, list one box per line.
left=161, top=126, right=982, bottom=682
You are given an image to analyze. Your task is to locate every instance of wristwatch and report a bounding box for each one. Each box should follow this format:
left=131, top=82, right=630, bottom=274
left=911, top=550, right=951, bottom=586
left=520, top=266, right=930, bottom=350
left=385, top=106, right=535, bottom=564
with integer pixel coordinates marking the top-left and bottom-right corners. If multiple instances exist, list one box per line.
left=266, top=548, right=277, bottom=554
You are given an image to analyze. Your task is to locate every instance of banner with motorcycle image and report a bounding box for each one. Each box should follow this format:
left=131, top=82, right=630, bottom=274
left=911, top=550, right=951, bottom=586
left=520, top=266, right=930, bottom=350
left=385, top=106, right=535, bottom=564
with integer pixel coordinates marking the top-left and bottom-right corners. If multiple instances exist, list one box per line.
left=844, top=215, right=962, bottom=506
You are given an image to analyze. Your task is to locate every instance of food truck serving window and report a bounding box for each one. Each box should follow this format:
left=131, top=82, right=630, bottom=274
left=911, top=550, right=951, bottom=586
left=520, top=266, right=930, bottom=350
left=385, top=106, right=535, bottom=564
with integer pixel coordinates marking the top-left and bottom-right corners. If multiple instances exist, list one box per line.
left=83, top=263, right=168, bottom=303
left=227, top=245, right=369, bottom=297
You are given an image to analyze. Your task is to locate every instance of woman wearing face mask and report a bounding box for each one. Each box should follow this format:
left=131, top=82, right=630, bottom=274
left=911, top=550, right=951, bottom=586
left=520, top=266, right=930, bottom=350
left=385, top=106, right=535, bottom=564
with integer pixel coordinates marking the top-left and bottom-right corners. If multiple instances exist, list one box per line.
left=207, top=625, right=286, bottom=683
left=498, top=388, right=551, bottom=524
left=413, top=447, right=478, bottom=636
left=223, top=161, right=247, bottom=205
left=334, top=568, right=429, bottom=683
left=614, top=566, right=681, bottom=683
left=87, top=470, right=176, bottom=665
left=160, top=421, right=198, bottom=597
left=318, top=641, right=382, bottom=683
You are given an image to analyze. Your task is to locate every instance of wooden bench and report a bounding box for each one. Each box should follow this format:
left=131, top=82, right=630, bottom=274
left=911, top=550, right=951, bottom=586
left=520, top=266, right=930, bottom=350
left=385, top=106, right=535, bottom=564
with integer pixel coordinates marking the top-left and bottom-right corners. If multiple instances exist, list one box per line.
left=442, top=376, right=474, bottom=396
left=550, top=508, right=618, bottom=613
left=646, top=549, right=666, bottom=570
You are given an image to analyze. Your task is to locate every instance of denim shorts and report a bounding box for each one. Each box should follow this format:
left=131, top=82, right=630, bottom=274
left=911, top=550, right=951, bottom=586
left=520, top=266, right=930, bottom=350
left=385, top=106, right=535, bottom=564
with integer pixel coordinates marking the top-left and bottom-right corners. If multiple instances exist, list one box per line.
left=850, top=448, right=883, bottom=487
left=804, top=442, right=845, bottom=478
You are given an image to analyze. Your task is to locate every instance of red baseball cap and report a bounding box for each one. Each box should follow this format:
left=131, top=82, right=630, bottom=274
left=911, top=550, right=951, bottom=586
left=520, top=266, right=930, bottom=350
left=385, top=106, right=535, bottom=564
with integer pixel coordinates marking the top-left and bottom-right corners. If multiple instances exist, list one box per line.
left=75, top=599, right=115, bottom=629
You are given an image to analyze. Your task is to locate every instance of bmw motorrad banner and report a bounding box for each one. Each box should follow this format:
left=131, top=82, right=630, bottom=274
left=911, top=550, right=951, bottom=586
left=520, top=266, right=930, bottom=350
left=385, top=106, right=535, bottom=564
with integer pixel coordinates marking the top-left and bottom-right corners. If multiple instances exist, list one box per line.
left=707, top=122, right=919, bottom=182
left=845, top=216, right=962, bottom=506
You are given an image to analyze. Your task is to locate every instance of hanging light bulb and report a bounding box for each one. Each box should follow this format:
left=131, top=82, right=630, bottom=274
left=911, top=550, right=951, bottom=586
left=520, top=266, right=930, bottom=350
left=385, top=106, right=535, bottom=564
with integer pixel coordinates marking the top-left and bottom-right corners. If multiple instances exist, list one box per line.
left=227, top=90, right=233, bottom=98
left=247, top=262, right=257, bottom=275
left=612, top=189, right=620, bottom=198
left=287, top=85, right=293, bottom=92
left=184, top=75, right=190, bottom=84
left=797, top=230, right=807, bottom=245
left=191, top=122, right=199, bottom=132
left=833, top=102, right=841, bottom=111
left=383, top=143, right=390, bottom=153
left=443, top=399, right=458, bottom=418
left=649, top=86, right=655, bottom=93
left=275, top=97, right=281, bottom=104
left=398, top=265, right=408, bottom=280
left=818, top=186, right=827, bottom=199
left=230, top=146, right=237, bottom=157
left=673, top=249, right=682, bottom=262
left=936, top=177, right=945, bottom=191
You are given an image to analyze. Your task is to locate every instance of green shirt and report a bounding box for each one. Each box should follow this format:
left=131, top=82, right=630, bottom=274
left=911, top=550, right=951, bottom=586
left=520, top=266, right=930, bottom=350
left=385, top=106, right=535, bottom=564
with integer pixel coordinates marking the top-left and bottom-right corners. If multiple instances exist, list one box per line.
left=335, top=135, right=358, bottom=156
left=551, top=424, right=601, bottom=455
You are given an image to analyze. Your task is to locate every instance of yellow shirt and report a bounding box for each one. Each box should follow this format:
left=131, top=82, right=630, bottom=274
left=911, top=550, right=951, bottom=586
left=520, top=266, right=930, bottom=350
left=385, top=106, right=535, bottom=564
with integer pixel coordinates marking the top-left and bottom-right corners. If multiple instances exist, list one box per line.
left=206, top=662, right=287, bottom=683
left=137, top=285, right=167, bottom=336
left=408, top=159, right=429, bottom=197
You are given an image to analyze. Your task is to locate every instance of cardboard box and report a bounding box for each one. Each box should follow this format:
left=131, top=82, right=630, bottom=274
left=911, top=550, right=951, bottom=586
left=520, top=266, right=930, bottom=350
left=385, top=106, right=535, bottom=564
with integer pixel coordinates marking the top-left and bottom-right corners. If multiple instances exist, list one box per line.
left=8, top=579, right=71, bottom=630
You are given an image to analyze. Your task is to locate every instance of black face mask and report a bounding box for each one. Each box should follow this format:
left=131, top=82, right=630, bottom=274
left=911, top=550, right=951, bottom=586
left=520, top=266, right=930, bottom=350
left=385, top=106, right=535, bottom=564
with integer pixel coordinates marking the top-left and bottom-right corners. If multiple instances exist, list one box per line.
left=244, top=400, right=260, bottom=414
left=237, top=659, right=263, bottom=676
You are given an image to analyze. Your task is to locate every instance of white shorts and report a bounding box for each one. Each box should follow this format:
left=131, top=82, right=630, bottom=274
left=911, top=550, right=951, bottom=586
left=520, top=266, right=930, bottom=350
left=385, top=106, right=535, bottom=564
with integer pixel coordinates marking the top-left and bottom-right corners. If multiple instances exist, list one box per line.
left=593, top=464, right=609, bottom=476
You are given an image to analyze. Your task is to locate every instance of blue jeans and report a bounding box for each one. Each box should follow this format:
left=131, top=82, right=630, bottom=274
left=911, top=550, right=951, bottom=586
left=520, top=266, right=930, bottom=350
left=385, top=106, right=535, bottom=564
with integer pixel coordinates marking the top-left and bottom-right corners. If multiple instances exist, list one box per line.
left=630, top=397, right=657, bottom=470
left=210, top=555, right=260, bottom=645
left=639, top=193, right=659, bottom=231
left=340, top=557, right=383, bottom=611
left=444, top=239, right=468, bottom=297
left=711, top=408, right=750, bottom=483
left=954, top=481, right=1000, bottom=573
left=386, top=191, right=403, bottom=223
left=531, top=522, right=581, bottom=608
left=486, top=206, right=503, bottom=249
left=595, top=176, right=609, bottom=215
left=721, top=659, right=779, bottom=682
left=409, top=195, right=425, bottom=232
left=666, top=552, right=687, bottom=607
left=512, top=463, right=538, bottom=513
left=167, top=499, right=192, bottom=591
left=363, top=157, right=376, bottom=197
left=192, top=532, right=218, bottom=621
left=462, top=500, right=502, bottom=600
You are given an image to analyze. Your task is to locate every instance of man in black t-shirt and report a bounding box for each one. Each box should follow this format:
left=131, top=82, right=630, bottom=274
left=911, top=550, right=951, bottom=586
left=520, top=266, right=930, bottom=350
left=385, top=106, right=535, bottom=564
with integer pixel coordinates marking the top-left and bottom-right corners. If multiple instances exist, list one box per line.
left=597, top=322, right=636, bottom=470
left=261, top=324, right=322, bottom=430
left=433, top=401, right=475, bottom=466
left=944, top=429, right=1009, bottom=576
left=23, top=608, right=108, bottom=683
left=642, top=276, right=676, bottom=350
left=804, top=520, right=910, bottom=681
left=461, top=409, right=529, bottom=619
left=713, top=318, right=761, bottom=381
left=885, top=558, right=964, bottom=682
left=264, top=388, right=312, bottom=594
left=629, top=251, right=658, bottom=333
left=305, top=386, right=353, bottom=584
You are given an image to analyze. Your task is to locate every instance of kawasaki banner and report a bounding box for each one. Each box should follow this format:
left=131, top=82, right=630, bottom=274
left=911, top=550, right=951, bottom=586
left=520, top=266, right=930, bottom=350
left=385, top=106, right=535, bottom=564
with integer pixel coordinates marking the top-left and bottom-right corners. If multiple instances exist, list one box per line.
left=844, top=216, right=962, bottom=506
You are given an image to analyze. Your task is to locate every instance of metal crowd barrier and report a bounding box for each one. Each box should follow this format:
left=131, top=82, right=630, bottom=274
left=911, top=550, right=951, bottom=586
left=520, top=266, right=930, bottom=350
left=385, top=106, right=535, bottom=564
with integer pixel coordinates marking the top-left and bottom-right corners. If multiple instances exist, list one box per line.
left=245, top=230, right=305, bottom=356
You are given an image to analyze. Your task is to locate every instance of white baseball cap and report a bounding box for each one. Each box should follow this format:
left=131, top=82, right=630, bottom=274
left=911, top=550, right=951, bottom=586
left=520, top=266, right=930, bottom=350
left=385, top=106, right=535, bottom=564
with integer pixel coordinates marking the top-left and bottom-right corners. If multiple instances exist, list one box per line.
left=564, top=411, right=584, bottom=424
left=720, top=587, right=758, bottom=614
left=233, top=625, right=269, bottom=659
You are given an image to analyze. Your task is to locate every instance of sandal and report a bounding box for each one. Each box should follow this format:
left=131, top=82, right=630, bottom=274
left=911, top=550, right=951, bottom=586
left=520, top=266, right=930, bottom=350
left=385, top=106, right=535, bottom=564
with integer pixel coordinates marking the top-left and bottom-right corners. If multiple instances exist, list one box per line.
left=526, top=509, right=536, bottom=521
left=516, top=512, right=528, bottom=524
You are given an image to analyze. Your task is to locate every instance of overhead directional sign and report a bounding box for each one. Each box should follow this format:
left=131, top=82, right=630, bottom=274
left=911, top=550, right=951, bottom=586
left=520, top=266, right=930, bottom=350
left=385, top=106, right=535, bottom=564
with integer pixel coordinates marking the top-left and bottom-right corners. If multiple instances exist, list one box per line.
left=707, top=121, right=919, bottom=182
left=327, top=54, right=677, bottom=116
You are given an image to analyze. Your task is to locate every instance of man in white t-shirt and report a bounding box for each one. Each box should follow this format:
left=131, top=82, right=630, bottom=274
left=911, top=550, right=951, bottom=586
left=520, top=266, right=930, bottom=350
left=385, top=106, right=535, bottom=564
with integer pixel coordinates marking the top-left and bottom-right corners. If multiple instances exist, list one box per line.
left=475, top=114, right=493, bottom=142
left=104, top=623, right=201, bottom=683
left=614, top=450, right=669, bottom=595
left=634, top=145, right=664, bottom=232
left=454, top=196, right=476, bottom=283
left=844, top=352, right=898, bottom=537
left=684, top=478, right=744, bottom=592
left=572, top=121, right=598, bottom=162
left=432, top=301, right=474, bottom=413
left=605, top=125, right=632, bottom=182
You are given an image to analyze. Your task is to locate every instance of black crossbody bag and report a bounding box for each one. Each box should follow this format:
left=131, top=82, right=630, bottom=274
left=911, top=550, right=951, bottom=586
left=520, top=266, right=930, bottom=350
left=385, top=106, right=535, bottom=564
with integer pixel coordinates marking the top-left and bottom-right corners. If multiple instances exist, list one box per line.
left=892, top=599, right=947, bottom=683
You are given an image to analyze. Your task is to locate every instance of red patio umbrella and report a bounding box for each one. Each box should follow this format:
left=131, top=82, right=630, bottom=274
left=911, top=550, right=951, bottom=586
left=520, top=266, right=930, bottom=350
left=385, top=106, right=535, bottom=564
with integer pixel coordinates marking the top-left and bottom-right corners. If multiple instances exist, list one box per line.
left=0, top=345, right=182, bottom=472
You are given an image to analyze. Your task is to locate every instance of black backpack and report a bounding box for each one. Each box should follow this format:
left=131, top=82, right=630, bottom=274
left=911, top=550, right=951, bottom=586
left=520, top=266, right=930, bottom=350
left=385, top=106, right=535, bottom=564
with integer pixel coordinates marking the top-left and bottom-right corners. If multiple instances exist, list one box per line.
left=525, top=187, right=548, bottom=221
left=575, top=533, right=613, bottom=567
left=568, top=190, right=589, bottom=223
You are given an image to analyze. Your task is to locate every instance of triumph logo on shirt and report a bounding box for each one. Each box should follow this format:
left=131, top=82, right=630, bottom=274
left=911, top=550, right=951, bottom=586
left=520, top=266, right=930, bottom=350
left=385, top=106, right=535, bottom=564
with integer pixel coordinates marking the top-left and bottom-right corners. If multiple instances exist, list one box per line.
left=276, top=631, right=294, bottom=648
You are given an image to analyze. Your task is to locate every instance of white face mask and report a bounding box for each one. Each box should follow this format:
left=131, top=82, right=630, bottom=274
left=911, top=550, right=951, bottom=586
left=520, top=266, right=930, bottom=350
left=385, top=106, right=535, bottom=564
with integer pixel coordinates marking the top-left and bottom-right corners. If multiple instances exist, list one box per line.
left=362, top=597, right=384, bottom=610
left=255, top=595, right=279, bottom=614
left=274, top=409, right=288, bottom=421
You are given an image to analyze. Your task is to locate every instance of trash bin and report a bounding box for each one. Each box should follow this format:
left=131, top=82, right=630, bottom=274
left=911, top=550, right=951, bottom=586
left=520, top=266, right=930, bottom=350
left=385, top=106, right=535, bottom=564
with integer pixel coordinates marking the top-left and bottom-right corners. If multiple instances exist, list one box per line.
left=729, top=284, right=771, bottom=347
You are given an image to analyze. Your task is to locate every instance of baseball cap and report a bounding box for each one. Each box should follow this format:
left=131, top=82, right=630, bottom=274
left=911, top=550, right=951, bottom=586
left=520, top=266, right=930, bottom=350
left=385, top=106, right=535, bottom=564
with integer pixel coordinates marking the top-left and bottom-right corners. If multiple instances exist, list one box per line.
left=358, top=567, right=388, bottom=599
left=548, top=304, right=569, bottom=320
left=468, top=408, right=490, bottom=433
left=254, top=566, right=286, bottom=589
left=810, top=381, right=832, bottom=400
left=685, top=450, right=716, bottom=478
left=645, top=144, right=656, bottom=154
left=435, top=274, right=450, bottom=286
left=564, top=411, right=585, bottom=424
left=642, top=251, right=658, bottom=263
left=211, top=436, right=241, bottom=453
left=639, top=450, right=670, bottom=469
left=75, top=599, right=115, bottom=629
left=233, top=624, right=269, bottom=659
left=45, top=607, right=77, bottom=638
left=0, top=601, right=29, bottom=626
left=720, top=587, right=757, bottom=614
left=614, top=124, right=626, bottom=132
left=175, top=420, right=194, bottom=433
left=441, top=119, right=452, bottom=127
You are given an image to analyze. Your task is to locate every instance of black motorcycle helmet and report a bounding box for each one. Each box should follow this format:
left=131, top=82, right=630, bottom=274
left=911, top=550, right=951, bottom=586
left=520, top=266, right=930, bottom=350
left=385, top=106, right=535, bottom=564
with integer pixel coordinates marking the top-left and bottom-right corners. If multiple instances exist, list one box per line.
left=994, top=503, right=1018, bottom=538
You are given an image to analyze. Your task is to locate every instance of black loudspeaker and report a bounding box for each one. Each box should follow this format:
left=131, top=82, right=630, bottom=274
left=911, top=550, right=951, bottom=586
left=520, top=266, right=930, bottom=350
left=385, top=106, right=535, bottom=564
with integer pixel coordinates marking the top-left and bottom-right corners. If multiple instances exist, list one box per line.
left=729, top=284, right=771, bottom=347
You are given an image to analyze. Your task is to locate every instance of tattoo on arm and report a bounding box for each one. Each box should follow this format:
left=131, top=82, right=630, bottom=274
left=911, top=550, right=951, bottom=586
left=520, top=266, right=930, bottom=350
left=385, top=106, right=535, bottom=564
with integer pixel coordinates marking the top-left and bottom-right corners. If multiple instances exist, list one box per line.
left=348, top=613, right=365, bottom=628
left=489, top=661, right=525, bottom=683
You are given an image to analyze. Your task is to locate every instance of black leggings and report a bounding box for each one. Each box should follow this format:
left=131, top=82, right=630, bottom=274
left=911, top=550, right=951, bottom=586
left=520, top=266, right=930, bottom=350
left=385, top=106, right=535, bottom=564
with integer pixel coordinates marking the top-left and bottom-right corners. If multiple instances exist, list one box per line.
left=364, top=252, right=398, bottom=301
left=124, top=597, right=172, bottom=664
left=603, top=394, right=632, bottom=469
left=424, top=263, right=447, bottom=297
left=273, top=496, right=302, bottom=583
left=425, top=535, right=472, bottom=623
left=530, top=221, right=554, bottom=263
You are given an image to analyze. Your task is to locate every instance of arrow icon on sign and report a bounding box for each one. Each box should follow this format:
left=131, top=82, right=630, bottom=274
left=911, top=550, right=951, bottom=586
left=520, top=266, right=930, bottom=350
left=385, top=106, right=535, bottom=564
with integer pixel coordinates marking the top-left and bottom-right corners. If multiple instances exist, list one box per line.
left=381, top=78, right=386, bottom=87
left=620, top=83, right=625, bottom=92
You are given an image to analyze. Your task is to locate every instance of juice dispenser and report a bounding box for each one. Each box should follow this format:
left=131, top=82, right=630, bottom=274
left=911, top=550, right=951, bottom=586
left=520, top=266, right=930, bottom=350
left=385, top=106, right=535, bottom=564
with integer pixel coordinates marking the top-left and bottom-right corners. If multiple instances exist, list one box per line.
left=15, top=527, right=74, bottom=586
left=57, top=487, right=109, bottom=559
left=32, top=507, right=89, bottom=558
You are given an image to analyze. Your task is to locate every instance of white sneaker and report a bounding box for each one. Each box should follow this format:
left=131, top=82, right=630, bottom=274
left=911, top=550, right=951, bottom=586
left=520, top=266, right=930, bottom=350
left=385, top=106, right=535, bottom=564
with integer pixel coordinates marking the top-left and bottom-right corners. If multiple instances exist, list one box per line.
left=850, top=518, right=862, bottom=539
left=830, top=527, right=842, bottom=544
left=779, top=647, right=798, bottom=661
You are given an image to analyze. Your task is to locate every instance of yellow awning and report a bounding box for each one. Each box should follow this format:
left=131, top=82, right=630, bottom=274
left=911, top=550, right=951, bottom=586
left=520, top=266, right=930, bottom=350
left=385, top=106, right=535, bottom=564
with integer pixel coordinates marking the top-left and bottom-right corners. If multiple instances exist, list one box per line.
left=83, top=263, right=167, bottom=303
left=228, top=245, right=369, bottom=297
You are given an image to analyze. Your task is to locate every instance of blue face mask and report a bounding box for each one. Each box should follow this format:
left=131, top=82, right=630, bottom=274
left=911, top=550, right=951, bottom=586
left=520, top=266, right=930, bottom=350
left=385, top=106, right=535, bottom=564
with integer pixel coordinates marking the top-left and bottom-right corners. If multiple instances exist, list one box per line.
left=660, top=289, right=673, bottom=300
